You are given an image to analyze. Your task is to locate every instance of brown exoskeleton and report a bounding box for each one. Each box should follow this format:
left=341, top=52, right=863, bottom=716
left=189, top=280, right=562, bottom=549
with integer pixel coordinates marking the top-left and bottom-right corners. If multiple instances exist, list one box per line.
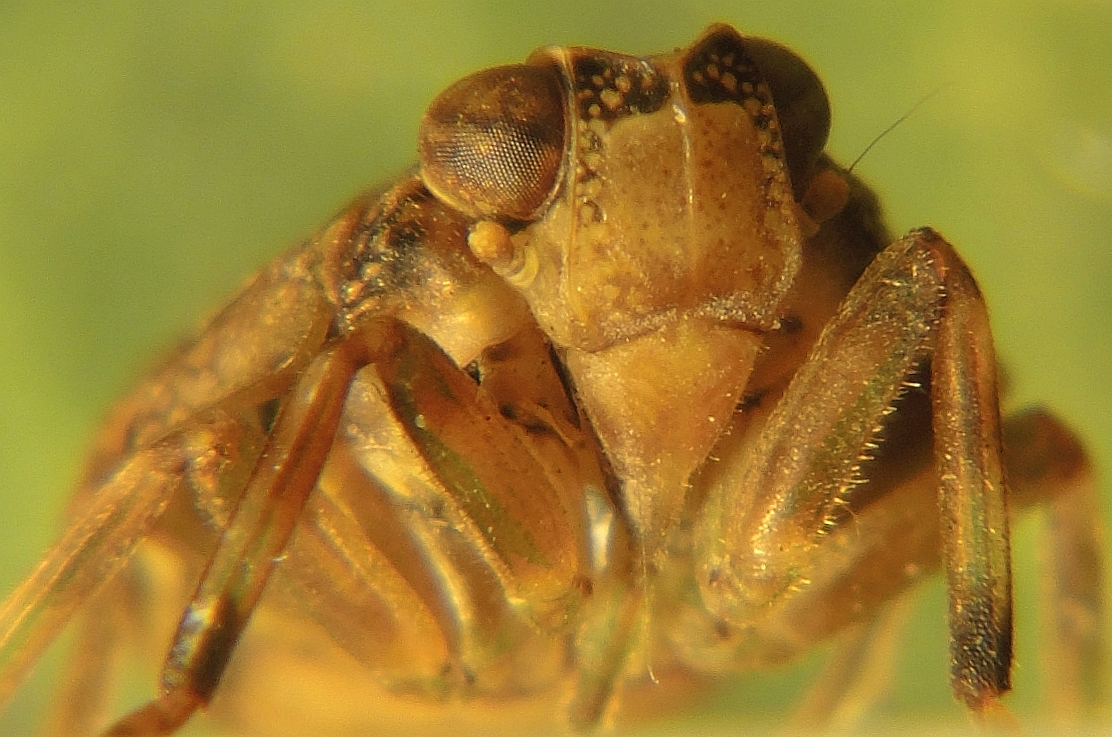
left=0, top=23, right=1104, bottom=736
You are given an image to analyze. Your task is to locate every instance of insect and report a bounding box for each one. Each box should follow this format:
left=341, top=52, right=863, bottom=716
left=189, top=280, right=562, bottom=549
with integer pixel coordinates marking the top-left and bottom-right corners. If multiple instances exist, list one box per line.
left=0, top=23, right=1104, bottom=736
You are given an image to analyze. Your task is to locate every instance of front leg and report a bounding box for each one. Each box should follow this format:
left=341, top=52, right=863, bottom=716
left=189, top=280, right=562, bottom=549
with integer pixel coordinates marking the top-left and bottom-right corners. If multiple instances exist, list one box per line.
left=696, top=229, right=1013, bottom=717
left=102, top=324, right=400, bottom=736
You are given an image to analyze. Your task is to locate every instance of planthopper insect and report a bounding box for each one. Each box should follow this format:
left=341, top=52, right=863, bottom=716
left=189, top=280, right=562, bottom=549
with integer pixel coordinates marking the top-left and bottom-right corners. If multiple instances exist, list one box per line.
left=0, top=23, right=1105, bottom=736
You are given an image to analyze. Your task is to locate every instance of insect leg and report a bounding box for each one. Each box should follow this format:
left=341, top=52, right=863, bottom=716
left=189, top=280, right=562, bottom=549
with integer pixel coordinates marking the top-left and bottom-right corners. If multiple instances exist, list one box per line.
left=787, top=593, right=916, bottom=730
left=203, top=319, right=610, bottom=734
left=927, top=236, right=1015, bottom=720
left=102, top=325, right=396, bottom=737
left=1040, top=472, right=1106, bottom=722
left=696, top=229, right=1013, bottom=718
left=36, top=572, right=135, bottom=737
left=1005, top=409, right=1106, bottom=723
left=0, top=435, right=199, bottom=711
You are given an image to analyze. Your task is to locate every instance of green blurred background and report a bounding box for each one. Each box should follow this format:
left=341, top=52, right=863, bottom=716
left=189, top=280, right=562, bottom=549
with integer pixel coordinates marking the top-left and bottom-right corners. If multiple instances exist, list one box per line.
left=0, top=1, right=1109, bottom=735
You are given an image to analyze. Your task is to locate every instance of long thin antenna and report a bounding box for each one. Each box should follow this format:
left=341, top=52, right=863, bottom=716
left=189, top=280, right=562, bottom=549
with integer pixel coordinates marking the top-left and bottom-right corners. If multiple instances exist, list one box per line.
left=848, top=84, right=949, bottom=174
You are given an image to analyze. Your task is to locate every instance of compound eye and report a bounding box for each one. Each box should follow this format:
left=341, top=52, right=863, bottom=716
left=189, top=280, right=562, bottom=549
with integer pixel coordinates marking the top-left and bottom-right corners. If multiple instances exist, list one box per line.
left=419, top=64, right=567, bottom=222
left=744, top=38, right=831, bottom=192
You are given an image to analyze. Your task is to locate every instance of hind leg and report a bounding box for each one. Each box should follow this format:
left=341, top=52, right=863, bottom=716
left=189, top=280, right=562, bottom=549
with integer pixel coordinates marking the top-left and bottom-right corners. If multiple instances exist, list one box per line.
left=1005, top=409, right=1105, bottom=724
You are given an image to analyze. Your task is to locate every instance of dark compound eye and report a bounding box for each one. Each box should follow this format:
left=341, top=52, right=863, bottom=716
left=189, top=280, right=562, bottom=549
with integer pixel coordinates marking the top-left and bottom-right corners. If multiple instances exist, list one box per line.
left=744, top=38, right=832, bottom=193
left=419, top=64, right=567, bottom=222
